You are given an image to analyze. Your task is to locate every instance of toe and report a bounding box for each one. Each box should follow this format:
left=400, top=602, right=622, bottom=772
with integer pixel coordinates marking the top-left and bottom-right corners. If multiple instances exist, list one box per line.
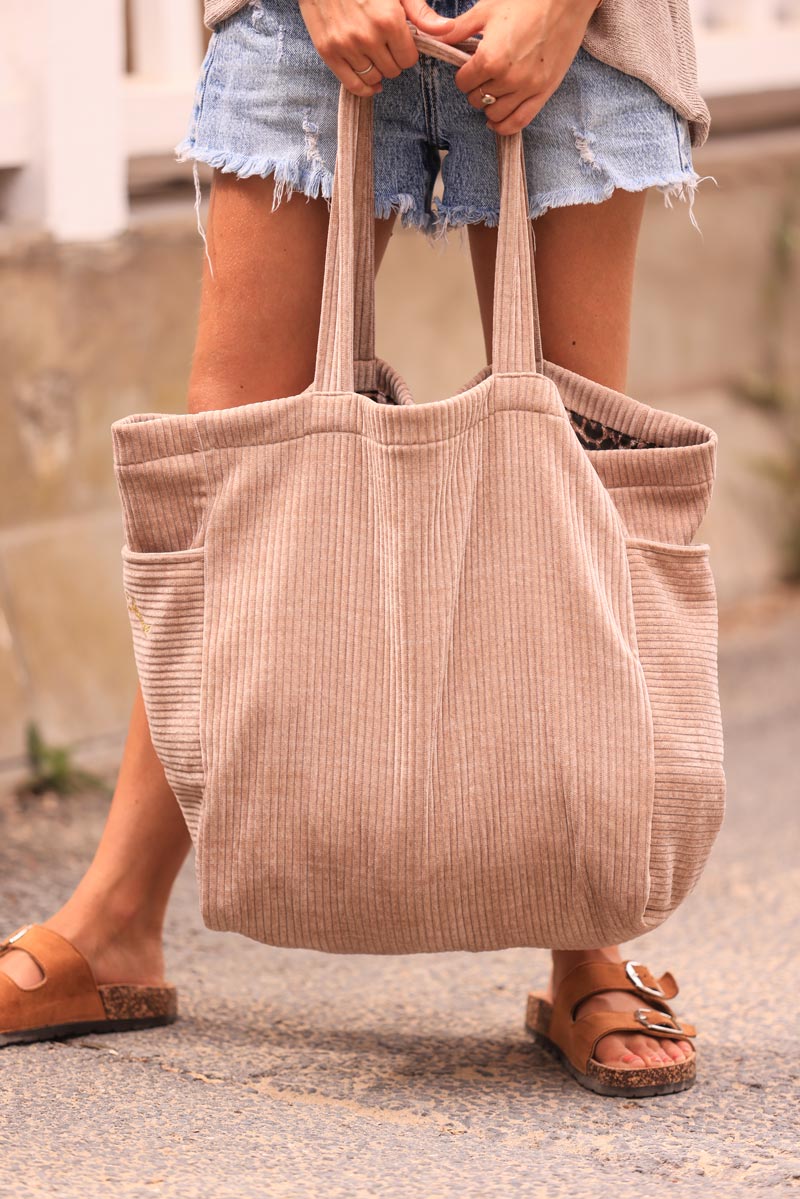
left=593, top=1033, right=647, bottom=1069
left=661, top=1038, right=685, bottom=1062
left=618, top=1053, right=648, bottom=1068
left=629, top=1034, right=671, bottom=1065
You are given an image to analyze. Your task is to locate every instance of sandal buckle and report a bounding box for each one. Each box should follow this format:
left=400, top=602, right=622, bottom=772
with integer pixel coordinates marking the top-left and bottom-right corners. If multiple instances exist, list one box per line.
left=0, top=925, right=31, bottom=953
left=634, top=1008, right=685, bottom=1035
left=626, top=960, right=665, bottom=998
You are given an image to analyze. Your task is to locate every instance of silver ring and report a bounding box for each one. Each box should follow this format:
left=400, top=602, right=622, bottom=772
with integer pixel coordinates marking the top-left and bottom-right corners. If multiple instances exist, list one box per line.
left=353, top=60, right=376, bottom=76
left=480, top=92, right=497, bottom=107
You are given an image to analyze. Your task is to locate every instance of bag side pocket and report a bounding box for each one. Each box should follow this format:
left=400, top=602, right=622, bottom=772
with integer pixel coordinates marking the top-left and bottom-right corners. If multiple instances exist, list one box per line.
left=122, top=546, right=206, bottom=839
left=114, top=447, right=209, bottom=556
left=625, top=538, right=726, bottom=927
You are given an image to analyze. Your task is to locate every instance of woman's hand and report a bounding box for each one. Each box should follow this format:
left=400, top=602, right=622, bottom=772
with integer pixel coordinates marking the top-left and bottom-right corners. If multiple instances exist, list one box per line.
left=299, top=0, right=456, bottom=97
left=412, top=0, right=602, bottom=134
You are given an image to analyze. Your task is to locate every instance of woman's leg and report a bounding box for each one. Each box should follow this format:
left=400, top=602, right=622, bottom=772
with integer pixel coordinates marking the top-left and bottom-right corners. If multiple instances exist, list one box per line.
left=468, top=190, right=693, bottom=1070
left=2, top=174, right=397, bottom=989
left=3, top=686, right=191, bottom=987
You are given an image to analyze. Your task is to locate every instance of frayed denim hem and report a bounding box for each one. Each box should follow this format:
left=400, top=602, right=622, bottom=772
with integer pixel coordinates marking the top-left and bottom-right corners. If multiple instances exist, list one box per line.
left=432, top=170, right=718, bottom=241
left=175, top=139, right=439, bottom=269
left=177, top=139, right=718, bottom=267
left=176, top=139, right=334, bottom=207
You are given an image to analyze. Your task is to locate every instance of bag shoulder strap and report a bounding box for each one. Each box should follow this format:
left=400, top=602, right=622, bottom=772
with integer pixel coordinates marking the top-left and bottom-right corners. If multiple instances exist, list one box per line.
left=314, top=24, right=544, bottom=396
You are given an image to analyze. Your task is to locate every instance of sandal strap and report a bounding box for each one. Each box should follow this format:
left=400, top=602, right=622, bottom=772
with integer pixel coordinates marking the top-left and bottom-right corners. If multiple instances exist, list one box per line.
left=553, top=959, right=678, bottom=1025
left=568, top=1009, right=696, bottom=1074
left=547, top=960, right=689, bottom=1075
left=0, top=924, right=106, bottom=1034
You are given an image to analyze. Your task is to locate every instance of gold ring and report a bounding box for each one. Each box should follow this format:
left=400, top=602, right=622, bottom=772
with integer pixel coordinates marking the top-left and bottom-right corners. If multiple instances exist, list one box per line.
left=480, top=92, right=497, bottom=107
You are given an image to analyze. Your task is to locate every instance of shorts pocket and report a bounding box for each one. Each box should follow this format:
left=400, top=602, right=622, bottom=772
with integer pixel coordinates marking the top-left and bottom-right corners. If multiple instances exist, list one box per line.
left=122, top=546, right=206, bottom=839
left=625, top=537, right=726, bottom=927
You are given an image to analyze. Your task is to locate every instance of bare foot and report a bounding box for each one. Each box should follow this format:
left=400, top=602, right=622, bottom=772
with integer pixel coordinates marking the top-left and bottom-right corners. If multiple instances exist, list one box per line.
left=548, top=947, right=694, bottom=1070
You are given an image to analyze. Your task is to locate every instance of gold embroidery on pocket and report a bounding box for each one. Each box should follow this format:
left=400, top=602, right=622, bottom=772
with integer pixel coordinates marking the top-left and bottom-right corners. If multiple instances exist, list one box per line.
left=126, top=593, right=151, bottom=636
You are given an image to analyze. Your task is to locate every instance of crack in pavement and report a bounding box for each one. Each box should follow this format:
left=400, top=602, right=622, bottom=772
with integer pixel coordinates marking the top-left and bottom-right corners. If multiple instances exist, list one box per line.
left=64, top=1038, right=472, bottom=1135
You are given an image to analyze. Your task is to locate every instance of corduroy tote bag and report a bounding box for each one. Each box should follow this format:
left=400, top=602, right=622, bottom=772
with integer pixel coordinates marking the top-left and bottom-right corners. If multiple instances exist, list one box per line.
left=112, top=29, right=725, bottom=955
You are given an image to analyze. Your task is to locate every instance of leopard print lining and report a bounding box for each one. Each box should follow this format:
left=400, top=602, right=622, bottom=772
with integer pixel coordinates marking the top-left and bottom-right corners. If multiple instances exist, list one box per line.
left=360, top=389, right=396, bottom=405
left=566, top=410, right=658, bottom=451
left=359, top=390, right=658, bottom=449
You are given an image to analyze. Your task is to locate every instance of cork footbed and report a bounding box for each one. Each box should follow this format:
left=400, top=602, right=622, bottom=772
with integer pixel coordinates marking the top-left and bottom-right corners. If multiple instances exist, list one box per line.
left=525, top=995, right=696, bottom=1098
left=0, top=984, right=178, bottom=1048
left=0, top=925, right=178, bottom=1049
left=98, top=983, right=178, bottom=1023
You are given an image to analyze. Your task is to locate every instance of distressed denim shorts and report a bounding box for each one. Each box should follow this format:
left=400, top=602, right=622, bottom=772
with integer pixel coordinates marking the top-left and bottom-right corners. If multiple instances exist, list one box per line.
left=177, top=0, right=707, bottom=238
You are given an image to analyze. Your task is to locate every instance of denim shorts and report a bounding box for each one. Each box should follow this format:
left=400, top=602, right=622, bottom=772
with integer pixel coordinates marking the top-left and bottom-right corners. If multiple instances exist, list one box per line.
left=177, top=0, right=707, bottom=238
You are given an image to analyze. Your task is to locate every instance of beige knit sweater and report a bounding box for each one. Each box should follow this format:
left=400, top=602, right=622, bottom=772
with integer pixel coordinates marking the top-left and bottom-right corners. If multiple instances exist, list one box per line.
left=203, top=0, right=711, bottom=147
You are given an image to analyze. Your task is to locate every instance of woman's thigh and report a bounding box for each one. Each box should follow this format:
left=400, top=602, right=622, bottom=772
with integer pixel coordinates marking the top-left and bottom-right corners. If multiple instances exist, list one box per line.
left=180, top=4, right=693, bottom=408
left=187, top=175, right=396, bottom=413
left=468, top=187, right=647, bottom=395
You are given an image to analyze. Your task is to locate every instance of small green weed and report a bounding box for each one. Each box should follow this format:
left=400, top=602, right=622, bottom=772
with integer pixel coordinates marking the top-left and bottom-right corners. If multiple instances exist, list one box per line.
left=15, top=722, right=111, bottom=801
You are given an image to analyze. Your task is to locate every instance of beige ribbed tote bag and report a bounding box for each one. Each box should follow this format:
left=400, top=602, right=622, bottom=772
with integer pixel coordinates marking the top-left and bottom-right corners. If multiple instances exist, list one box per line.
left=112, top=30, right=725, bottom=954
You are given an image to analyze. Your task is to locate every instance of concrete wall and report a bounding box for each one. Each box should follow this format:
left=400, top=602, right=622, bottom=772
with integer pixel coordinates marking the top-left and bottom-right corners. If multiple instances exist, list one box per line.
left=1, top=126, right=798, bottom=770
left=0, top=222, right=202, bottom=766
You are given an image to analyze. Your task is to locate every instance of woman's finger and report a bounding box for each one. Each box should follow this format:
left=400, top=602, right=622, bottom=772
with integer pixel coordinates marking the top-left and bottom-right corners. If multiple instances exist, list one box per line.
left=465, top=79, right=513, bottom=113
left=399, top=0, right=457, bottom=38
left=363, top=40, right=405, bottom=80
left=386, top=19, right=420, bottom=71
left=486, top=92, right=547, bottom=135
left=418, top=2, right=485, bottom=44
left=334, top=57, right=384, bottom=96
left=454, top=44, right=513, bottom=96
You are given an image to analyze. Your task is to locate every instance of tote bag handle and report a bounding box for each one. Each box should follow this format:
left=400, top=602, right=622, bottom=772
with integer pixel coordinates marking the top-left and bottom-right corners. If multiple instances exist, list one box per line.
left=313, top=25, right=545, bottom=395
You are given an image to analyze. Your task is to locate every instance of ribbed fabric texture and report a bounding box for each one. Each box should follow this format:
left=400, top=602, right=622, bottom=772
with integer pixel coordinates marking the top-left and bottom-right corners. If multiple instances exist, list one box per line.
left=122, top=549, right=206, bottom=835
left=203, top=1, right=712, bottom=148
left=112, top=48, right=724, bottom=953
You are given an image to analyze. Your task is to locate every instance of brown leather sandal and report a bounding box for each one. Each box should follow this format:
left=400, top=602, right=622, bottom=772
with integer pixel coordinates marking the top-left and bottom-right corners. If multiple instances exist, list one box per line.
left=525, top=959, right=697, bottom=1097
left=0, top=924, right=178, bottom=1048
